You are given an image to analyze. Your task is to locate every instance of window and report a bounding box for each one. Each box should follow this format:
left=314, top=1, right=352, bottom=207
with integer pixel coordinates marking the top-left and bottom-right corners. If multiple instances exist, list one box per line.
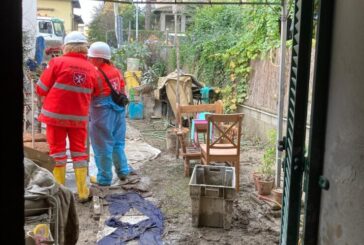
left=53, top=22, right=64, bottom=37
left=38, top=21, right=53, bottom=34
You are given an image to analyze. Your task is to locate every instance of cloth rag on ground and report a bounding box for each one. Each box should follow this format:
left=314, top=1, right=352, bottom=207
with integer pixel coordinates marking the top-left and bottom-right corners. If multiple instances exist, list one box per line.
left=24, top=158, right=79, bottom=245
left=97, top=192, right=164, bottom=245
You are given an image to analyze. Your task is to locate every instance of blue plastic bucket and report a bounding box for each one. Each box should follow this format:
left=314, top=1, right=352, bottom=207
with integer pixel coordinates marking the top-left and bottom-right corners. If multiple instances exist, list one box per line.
left=128, top=101, right=144, bottom=120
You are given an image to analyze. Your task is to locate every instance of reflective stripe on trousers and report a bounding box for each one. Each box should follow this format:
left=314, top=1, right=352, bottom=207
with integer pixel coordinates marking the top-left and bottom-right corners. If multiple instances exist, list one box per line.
left=46, top=125, right=88, bottom=168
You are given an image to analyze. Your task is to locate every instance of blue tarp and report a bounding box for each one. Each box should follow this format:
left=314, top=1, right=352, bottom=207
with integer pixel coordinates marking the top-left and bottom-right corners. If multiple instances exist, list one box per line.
left=98, top=192, right=164, bottom=245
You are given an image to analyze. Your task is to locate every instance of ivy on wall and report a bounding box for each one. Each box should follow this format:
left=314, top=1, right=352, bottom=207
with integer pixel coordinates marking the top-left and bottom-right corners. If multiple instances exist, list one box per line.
left=180, top=2, right=282, bottom=112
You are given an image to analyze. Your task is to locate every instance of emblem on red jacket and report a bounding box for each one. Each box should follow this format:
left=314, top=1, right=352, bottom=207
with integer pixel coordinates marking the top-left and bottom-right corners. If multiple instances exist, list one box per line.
left=73, top=72, right=86, bottom=86
left=110, top=78, right=120, bottom=91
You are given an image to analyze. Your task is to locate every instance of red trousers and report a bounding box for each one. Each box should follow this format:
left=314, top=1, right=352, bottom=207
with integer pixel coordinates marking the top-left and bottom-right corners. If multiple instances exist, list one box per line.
left=46, top=125, right=88, bottom=168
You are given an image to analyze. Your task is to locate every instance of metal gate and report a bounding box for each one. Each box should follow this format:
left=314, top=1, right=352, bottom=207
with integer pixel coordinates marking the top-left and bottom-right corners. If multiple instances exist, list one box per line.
left=279, top=0, right=314, bottom=244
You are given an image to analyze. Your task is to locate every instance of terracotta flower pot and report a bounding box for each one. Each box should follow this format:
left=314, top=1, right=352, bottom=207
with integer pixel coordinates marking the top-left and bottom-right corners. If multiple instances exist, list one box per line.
left=272, top=188, right=283, bottom=205
left=257, top=178, right=274, bottom=195
left=251, top=172, right=261, bottom=191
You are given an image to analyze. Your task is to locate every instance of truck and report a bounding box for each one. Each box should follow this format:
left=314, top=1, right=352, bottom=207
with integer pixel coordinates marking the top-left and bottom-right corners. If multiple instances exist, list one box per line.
left=37, top=16, right=65, bottom=58
left=22, top=0, right=65, bottom=61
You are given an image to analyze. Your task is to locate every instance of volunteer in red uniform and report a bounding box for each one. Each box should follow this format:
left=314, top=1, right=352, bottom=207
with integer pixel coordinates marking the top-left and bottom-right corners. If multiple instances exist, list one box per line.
left=88, top=41, right=130, bottom=186
left=35, top=31, right=98, bottom=202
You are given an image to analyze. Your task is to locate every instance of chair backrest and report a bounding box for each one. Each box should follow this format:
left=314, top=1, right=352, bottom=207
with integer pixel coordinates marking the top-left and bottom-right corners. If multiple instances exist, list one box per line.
left=176, top=100, right=224, bottom=151
left=205, top=113, right=244, bottom=153
left=176, top=100, right=223, bottom=128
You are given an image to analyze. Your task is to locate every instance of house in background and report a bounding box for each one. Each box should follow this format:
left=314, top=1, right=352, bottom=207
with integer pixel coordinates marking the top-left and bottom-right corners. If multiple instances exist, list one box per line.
left=152, top=2, right=193, bottom=33
left=72, top=0, right=83, bottom=31
left=37, top=0, right=82, bottom=33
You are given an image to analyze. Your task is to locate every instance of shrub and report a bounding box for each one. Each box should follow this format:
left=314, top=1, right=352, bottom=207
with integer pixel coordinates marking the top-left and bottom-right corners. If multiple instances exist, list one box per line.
left=259, top=129, right=277, bottom=180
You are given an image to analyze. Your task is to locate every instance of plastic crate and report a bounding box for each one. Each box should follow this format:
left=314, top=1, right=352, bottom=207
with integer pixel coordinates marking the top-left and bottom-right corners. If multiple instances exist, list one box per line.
left=189, top=165, right=236, bottom=229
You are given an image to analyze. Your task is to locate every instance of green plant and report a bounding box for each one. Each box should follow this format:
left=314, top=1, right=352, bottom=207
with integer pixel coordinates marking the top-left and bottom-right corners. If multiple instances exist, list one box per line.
left=151, top=61, right=166, bottom=77
left=259, top=129, right=277, bottom=180
left=179, top=4, right=282, bottom=112
left=140, top=63, right=165, bottom=87
left=166, top=47, right=177, bottom=73
left=112, top=42, right=151, bottom=71
left=216, top=86, right=237, bottom=113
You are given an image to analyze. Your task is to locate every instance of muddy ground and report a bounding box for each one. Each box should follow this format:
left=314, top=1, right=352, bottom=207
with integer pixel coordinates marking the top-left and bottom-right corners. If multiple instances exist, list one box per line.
left=76, top=119, right=280, bottom=245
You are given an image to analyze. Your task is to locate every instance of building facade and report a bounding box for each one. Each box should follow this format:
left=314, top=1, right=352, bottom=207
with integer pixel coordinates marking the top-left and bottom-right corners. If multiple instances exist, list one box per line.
left=37, top=0, right=82, bottom=33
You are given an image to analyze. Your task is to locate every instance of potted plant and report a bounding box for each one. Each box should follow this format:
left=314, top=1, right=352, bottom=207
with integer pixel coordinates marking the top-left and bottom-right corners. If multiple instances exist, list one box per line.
left=256, top=130, right=276, bottom=195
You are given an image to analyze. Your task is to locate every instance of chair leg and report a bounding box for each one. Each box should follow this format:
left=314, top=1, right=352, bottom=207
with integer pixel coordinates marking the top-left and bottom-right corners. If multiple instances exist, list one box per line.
left=201, top=156, right=208, bottom=165
left=235, top=161, right=240, bottom=192
left=184, top=158, right=190, bottom=177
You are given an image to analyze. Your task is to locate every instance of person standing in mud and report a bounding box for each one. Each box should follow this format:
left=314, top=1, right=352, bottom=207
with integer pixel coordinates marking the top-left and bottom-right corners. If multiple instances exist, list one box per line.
left=87, top=41, right=130, bottom=186
left=35, top=31, right=99, bottom=202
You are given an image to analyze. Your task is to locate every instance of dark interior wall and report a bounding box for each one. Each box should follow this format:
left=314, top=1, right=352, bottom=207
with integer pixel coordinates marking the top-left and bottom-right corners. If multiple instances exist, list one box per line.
left=319, top=0, right=364, bottom=244
left=0, top=0, right=24, bottom=244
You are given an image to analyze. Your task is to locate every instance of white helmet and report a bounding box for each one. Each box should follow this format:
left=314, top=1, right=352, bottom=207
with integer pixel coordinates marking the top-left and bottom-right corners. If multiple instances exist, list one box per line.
left=88, top=42, right=112, bottom=60
left=64, top=31, right=87, bottom=45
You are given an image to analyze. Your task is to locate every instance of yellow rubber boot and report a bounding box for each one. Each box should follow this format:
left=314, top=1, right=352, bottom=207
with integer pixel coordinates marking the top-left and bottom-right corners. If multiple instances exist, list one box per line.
left=74, top=167, right=90, bottom=202
left=53, top=166, right=66, bottom=185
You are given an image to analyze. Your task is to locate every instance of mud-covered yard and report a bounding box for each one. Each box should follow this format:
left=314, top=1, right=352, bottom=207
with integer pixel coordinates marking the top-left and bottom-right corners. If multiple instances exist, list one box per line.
left=76, top=119, right=280, bottom=245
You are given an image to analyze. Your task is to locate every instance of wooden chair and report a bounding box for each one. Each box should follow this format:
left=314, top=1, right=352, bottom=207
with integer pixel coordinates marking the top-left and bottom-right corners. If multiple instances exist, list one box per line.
left=176, top=101, right=223, bottom=176
left=176, top=129, right=201, bottom=176
left=200, top=113, right=243, bottom=191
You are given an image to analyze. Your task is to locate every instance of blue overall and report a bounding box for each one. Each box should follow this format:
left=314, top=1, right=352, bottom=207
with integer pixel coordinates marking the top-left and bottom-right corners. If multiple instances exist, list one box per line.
left=90, top=96, right=129, bottom=185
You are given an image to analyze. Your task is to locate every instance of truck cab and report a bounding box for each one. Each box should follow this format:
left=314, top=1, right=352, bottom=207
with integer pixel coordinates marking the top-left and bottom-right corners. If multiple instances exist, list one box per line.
left=37, top=16, right=65, bottom=54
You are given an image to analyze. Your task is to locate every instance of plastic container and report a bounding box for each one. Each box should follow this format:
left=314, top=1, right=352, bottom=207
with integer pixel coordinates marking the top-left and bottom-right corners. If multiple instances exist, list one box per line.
left=129, top=88, right=135, bottom=101
left=124, top=71, right=142, bottom=93
left=189, top=165, right=236, bottom=229
left=127, top=58, right=140, bottom=71
left=128, top=101, right=144, bottom=120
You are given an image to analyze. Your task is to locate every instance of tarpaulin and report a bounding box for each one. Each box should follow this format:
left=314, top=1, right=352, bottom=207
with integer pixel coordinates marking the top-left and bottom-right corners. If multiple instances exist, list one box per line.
left=35, top=36, right=45, bottom=65
left=98, top=192, right=164, bottom=245
left=155, top=71, right=194, bottom=117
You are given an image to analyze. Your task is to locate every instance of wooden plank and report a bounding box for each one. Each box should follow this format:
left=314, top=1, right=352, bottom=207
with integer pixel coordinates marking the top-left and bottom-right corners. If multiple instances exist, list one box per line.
left=24, top=145, right=54, bottom=172
left=179, top=100, right=223, bottom=114
left=180, top=104, right=218, bottom=113
left=177, top=100, right=223, bottom=127
left=205, top=113, right=244, bottom=123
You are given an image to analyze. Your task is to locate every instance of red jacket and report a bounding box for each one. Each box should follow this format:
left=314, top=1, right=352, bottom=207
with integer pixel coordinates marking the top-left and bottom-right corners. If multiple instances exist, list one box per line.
left=94, top=63, right=125, bottom=97
left=36, top=52, right=98, bottom=128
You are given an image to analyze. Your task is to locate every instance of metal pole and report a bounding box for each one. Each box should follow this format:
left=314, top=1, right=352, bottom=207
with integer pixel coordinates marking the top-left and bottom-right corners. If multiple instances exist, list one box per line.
left=23, top=97, right=27, bottom=133
left=114, top=3, right=119, bottom=48
left=135, top=5, right=138, bottom=41
left=275, top=0, right=288, bottom=188
left=174, top=5, right=181, bottom=158
left=31, top=79, right=35, bottom=148
left=128, top=21, right=131, bottom=42
left=93, top=0, right=281, bottom=5
left=174, top=6, right=180, bottom=108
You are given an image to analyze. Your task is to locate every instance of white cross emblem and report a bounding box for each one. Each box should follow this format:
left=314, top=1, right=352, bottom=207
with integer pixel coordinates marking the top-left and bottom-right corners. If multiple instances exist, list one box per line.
left=110, top=78, right=120, bottom=91
left=73, top=72, right=86, bottom=85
